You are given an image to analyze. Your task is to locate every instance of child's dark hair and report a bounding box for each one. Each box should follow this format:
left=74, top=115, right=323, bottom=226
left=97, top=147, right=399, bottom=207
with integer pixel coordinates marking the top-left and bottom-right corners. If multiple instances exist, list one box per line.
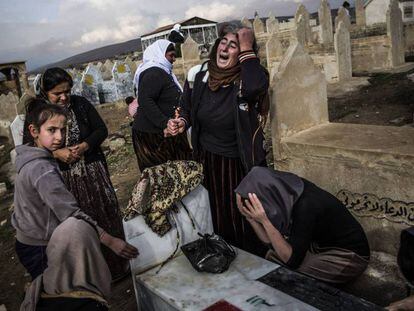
left=39, top=67, right=73, bottom=94
left=166, top=43, right=175, bottom=53
left=125, top=96, right=135, bottom=106
left=23, top=98, right=67, bottom=145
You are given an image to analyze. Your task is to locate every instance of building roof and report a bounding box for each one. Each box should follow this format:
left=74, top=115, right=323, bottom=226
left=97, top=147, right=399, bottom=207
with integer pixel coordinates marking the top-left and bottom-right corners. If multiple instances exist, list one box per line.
left=0, top=60, right=27, bottom=66
left=141, top=16, right=217, bottom=38
left=364, top=0, right=413, bottom=7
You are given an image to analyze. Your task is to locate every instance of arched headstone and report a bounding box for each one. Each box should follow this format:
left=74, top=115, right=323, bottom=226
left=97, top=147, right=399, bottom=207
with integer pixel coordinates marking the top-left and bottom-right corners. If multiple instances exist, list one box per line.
left=101, top=59, right=114, bottom=80
left=335, top=7, right=351, bottom=31
left=266, top=13, right=279, bottom=34
left=253, top=15, right=265, bottom=34
left=295, top=4, right=311, bottom=44
left=241, top=17, right=253, bottom=29
left=80, top=65, right=101, bottom=105
left=112, top=61, right=134, bottom=100
left=318, top=0, right=333, bottom=45
left=181, top=36, right=200, bottom=62
left=355, top=0, right=366, bottom=27
left=266, top=33, right=284, bottom=68
left=387, top=0, right=405, bottom=67
left=335, top=21, right=352, bottom=81
left=270, top=42, right=328, bottom=159
left=295, top=15, right=306, bottom=47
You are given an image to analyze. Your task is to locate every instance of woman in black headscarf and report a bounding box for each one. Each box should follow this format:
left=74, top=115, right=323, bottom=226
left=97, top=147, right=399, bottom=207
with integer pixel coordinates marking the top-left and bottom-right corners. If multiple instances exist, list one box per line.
left=167, top=24, right=269, bottom=256
left=235, top=167, right=370, bottom=284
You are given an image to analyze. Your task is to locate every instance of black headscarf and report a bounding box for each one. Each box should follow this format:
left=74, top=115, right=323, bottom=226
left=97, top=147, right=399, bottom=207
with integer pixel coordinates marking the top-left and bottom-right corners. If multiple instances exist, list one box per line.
left=235, top=167, right=304, bottom=236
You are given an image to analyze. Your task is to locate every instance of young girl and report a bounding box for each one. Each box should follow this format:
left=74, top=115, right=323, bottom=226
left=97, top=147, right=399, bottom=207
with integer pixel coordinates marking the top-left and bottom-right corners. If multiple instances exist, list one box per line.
left=12, top=99, right=138, bottom=281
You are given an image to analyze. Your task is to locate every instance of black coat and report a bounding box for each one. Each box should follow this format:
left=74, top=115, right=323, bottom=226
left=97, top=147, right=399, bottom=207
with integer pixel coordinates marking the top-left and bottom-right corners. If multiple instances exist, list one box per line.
left=180, top=58, right=269, bottom=173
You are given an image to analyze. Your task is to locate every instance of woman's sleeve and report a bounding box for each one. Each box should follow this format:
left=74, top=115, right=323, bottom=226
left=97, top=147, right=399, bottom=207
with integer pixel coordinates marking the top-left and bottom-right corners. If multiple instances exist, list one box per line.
left=138, top=69, right=170, bottom=129
left=35, top=168, right=104, bottom=236
left=179, top=79, right=192, bottom=128
left=285, top=205, right=318, bottom=269
left=82, top=98, right=108, bottom=150
left=239, top=52, right=269, bottom=103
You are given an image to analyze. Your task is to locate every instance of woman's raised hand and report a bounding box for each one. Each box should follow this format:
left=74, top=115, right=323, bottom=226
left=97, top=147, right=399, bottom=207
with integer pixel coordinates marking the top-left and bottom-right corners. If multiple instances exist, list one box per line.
left=237, top=27, right=254, bottom=52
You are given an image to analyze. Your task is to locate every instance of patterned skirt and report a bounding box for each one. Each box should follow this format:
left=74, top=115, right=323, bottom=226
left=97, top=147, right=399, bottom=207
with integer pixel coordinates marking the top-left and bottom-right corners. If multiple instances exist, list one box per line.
left=200, top=150, right=267, bottom=257
left=132, top=129, right=192, bottom=171
left=61, top=160, right=128, bottom=281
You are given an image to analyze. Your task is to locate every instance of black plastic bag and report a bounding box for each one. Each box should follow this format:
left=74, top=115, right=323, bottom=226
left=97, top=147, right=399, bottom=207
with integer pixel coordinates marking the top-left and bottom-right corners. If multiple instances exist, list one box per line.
left=181, top=233, right=236, bottom=273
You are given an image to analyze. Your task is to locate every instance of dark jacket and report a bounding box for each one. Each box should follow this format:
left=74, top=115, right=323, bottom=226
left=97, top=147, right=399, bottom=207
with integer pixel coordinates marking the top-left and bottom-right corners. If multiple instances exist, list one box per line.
left=58, top=95, right=108, bottom=171
left=12, top=145, right=103, bottom=246
left=180, top=58, right=269, bottom=173
left=133, top=67, right=182, bottom=133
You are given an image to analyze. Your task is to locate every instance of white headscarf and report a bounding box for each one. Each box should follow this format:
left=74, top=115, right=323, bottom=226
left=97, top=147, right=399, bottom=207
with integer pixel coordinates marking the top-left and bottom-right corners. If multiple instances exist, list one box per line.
left=133, top=39, right=183, bottom=95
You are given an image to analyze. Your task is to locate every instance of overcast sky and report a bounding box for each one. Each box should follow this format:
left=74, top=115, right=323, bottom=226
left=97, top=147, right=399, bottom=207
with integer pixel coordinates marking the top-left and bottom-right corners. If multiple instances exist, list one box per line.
left=0, top=0, right=350, bottom=70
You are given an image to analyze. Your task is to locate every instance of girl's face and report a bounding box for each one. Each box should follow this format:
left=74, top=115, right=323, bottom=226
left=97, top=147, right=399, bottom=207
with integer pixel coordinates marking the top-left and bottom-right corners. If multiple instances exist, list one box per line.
left=216, top=33, right=240, bottom=69
left=46, top=82, right=71, bottom=107
left=29, top=115, right=66, bottom=152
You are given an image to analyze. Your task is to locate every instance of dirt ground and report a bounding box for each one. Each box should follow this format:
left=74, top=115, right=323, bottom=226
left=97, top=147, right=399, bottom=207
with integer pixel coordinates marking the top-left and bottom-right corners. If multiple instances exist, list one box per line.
left=1, top=69, right=414, bottom=310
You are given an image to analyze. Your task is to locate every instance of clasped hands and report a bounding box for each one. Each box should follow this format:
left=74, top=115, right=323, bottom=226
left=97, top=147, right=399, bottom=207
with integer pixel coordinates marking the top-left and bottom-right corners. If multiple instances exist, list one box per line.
left=53, top=142, right=89, bottom=164
left=163, top=118, right=186, bottom=137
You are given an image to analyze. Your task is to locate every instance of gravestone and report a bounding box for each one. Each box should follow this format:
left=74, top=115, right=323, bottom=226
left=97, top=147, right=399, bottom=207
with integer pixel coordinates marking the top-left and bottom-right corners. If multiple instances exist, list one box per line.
left=355, top=0, right=366, bottom=27
left=125, top=56, right=138, bottom=75
left=67, top=69, right=82, bottom=96
left=80, top=65, right=101, bottom=105
left=318, top=0, right=333, bottom=45
left=241, top=17, right=253, bottom=29
left=96, top=62, right=103, bottom=70
left=294, top=4, right=311, bottom=44
left=335, top=7, right=351, bottom=31
left=295, top=15, right=306, bottom=47
left=112, top=61, right=134, bottom=99
left=181, top=35, right=200, bottom=62
left=10, top=115, right=25, bottom=146
left=253, top=15, right=265, bottom=34
left=266, top=32, right=284, bottom=68
left=0, top=92, right=18, bottom=122
left=270, top=41, right=328, bottom=158
left=335, top=21, right=352, bottom=81
left=266, top=13, right=279, bottom=34
left=102, top=59, right=114, bottom=80
left=387, top=0, right=405, bottom=67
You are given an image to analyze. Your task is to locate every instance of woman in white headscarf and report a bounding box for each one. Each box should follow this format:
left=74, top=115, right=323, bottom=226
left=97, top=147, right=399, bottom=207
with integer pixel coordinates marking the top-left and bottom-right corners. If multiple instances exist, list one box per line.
left=132, top=39, right=191, bottom=171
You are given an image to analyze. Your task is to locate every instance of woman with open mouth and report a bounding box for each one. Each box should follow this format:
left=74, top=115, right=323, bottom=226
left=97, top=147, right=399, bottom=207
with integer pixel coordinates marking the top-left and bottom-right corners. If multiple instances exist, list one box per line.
left=168, top=23, right=270, bottom=256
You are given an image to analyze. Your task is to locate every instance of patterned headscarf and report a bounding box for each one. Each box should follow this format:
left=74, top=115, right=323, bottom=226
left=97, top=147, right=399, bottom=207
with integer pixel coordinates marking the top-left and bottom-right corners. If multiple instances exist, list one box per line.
left=124, top=160, right=203, bottom=236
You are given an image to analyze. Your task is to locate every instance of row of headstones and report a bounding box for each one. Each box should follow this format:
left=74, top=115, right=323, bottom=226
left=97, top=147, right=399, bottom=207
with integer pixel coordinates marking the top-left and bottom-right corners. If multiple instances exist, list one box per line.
left=67, top=60, right=137, bottom=105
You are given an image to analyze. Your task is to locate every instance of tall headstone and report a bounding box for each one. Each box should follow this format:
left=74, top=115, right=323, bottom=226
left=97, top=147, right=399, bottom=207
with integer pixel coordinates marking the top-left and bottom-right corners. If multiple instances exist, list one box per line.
left=101, top=59, right=114, bottom=80
left=318, top=0, right=333, bottom=45
left=125, top=56, right=138, bottom=74
left=241, top=17, right=253, bottom=29
left=270, top=42, right=328, bottom=159
left=335, top=7, right=351, bottom=31
left=80, top=65, right=101, bottom=105
left=112, top=61, right=134, bottom=99
left=335, top=21, right=352, bottom=81
left=355, top=0, right=366, bottom=27
left=295, top=15, right=307, bottom=47
left=181, top=35, right=200, bottom=62
left=387, top=0, right=405, bottom=67
left=266, top=13, right=279, bottom=34
left=0, top=92, right=18, bottom=122
left=253, top=15, right=265, bottom=34
left=295, top=4, right=311, bottom=44
left=266, top=33, right=284, bottom=66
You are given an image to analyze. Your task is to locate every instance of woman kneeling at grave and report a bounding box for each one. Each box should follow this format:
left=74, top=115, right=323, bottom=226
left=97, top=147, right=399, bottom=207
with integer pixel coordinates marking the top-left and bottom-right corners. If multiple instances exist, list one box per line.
left=235, top=167, right=370, bottom=284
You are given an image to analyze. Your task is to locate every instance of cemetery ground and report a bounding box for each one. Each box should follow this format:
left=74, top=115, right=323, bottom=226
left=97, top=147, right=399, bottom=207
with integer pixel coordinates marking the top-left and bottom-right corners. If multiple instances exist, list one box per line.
left=1, top=69, right=414, bottom=310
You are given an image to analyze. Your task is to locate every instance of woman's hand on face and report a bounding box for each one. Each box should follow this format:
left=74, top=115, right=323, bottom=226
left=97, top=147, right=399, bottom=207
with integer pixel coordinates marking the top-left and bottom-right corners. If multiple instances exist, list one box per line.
left=53, top=148, right=80, bottom=164
left=244, top=193, right=269, bottom=224
left=236, top=193, right=254, bottom=222
left=238, top=27, right=255, bottom=52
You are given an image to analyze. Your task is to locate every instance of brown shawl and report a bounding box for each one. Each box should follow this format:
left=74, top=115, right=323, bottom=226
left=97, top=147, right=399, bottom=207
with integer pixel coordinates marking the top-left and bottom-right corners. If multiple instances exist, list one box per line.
left=207, top=59, right=240, bottom=91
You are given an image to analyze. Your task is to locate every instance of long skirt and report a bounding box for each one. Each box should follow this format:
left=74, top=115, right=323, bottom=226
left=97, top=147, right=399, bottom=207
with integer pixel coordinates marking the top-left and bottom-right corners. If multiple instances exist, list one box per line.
left=200, top=150, right=267, bottom=257
left=132, top=128, right=191, bottom=171
left=61, top=160, right=128, bottom=281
